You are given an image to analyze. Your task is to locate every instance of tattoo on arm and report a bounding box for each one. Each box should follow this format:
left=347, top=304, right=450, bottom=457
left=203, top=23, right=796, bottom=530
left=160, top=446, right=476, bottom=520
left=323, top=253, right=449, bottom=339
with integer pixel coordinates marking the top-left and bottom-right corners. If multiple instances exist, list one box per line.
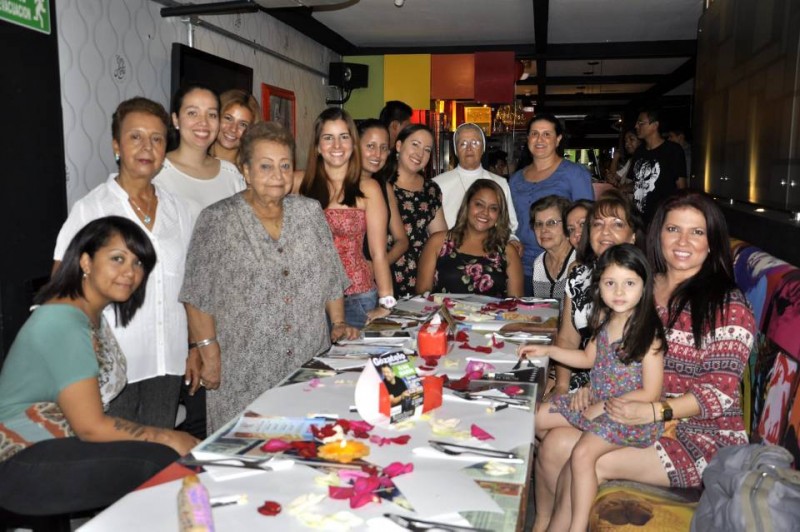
left=112, top=417, right=149, bottom=439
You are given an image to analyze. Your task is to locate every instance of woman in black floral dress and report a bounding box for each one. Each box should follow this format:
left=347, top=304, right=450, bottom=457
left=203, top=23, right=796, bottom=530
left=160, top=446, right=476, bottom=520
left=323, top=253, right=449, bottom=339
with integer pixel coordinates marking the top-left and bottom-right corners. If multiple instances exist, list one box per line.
left=377, top=125, right=447, bottom=297
left=416, top=179, right=523, bottom=297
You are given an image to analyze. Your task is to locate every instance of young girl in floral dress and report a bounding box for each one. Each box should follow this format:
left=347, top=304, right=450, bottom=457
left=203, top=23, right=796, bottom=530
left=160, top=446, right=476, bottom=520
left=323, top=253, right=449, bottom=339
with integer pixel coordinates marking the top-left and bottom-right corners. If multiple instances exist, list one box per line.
left=416, top=179, right=523, bottom=297
left=519, top=243, right=665, bottom=532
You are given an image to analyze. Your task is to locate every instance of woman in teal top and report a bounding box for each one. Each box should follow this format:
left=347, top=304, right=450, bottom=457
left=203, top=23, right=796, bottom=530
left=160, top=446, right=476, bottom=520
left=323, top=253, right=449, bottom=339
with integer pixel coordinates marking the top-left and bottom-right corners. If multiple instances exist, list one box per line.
left=0, top=217, right=198, bottom=516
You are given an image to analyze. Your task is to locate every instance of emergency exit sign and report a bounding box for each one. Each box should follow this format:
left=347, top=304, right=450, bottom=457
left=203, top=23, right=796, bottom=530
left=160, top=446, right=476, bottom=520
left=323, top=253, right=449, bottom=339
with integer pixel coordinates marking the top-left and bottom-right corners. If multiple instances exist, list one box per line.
left=0, top=0, right=50, bottom=35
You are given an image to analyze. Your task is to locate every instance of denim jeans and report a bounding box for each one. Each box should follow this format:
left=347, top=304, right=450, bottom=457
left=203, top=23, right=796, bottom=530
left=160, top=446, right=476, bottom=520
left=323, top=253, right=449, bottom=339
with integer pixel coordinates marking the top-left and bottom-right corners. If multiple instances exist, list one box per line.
left=344, top=288, right=377, bottom=328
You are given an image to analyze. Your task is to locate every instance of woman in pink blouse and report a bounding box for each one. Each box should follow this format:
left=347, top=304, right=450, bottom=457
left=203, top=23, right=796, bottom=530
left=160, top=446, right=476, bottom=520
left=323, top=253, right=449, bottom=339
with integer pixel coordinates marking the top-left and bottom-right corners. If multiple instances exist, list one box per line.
left=298, top=108, right=396, bottom=327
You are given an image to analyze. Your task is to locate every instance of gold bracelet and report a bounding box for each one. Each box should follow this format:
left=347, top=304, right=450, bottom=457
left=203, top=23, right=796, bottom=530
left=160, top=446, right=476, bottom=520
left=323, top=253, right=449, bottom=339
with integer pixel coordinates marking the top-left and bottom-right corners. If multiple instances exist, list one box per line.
left=332, top=322, right=347, bottom=327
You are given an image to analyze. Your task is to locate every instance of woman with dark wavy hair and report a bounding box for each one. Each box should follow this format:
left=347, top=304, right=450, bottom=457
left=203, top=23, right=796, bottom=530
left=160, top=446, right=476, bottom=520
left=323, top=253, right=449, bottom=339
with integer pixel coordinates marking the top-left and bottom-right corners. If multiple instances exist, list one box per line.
left=533, top=191, right=755, bottom=531
left=416, top=178, right=523, bottom=297
left=375, top=124, right=448, bottom=297
left=0, top=217, right=197, bottom=516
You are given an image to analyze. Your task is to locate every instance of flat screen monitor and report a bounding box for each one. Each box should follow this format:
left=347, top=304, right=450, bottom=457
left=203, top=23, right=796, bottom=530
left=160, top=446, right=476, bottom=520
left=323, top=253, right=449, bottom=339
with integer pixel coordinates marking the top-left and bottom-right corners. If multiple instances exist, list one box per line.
left=170, top=43, right=253, bottom=103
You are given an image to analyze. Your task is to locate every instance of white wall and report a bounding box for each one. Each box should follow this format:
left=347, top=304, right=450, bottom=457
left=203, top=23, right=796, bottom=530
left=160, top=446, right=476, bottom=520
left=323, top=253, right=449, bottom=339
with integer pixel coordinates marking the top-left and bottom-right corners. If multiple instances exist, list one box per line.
left=57, top=0, right=338, bottom=207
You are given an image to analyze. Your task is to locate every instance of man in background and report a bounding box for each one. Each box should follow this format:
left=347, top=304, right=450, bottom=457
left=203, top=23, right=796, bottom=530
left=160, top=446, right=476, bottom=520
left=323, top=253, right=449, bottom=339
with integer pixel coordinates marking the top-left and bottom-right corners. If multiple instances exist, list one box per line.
left=632, top=105, right=687, bottom=226
left=379, top=100, right=413, bottom=145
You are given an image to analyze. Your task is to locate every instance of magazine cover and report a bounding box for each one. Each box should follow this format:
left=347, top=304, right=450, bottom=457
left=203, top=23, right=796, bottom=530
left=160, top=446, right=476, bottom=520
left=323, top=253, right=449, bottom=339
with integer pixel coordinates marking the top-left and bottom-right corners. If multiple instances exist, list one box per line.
left=373, top=351, right=424, bottom=423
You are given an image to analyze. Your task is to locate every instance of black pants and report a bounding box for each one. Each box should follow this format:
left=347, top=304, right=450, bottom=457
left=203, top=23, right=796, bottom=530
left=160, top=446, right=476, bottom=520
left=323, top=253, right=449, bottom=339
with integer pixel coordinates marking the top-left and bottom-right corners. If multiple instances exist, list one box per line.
left=0, top=438, right=178, bottom=515
left=177, top=384, right=207, bottom=440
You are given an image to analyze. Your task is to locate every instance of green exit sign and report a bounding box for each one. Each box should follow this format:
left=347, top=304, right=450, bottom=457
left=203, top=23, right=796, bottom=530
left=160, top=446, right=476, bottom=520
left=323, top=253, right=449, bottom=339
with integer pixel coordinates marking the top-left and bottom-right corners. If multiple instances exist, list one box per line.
left=0, top=0, right=51, bottom=35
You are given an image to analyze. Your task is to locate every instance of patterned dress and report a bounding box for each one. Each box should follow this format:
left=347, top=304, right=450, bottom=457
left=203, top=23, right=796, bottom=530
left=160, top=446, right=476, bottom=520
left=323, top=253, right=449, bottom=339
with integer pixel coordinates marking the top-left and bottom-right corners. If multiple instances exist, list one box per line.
left=550, top=326, right=663, bottom=448
left=433, top=234, right=508, bottom=298
left=654, top=290, right=755, bottom=487
left=392, top=180, right=443, bottom=297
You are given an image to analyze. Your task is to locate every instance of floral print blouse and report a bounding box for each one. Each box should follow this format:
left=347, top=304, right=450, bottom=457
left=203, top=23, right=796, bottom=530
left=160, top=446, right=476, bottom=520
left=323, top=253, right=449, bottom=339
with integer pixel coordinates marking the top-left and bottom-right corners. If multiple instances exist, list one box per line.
left=433, top=234, right=508, bottom=297
left=392, top=180, right=443, bottom=297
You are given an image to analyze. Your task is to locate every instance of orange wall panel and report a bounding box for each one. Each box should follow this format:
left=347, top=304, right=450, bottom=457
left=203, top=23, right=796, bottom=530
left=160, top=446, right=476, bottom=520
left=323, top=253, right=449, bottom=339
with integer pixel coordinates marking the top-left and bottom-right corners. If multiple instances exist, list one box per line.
left=430, top=54, right=474, bottom=100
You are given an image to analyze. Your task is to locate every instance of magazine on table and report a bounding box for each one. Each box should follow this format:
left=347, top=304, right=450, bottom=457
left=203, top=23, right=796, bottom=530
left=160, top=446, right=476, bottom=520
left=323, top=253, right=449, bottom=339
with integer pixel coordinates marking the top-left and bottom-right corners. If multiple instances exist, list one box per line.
left=373, top=351, right=424, bottom=423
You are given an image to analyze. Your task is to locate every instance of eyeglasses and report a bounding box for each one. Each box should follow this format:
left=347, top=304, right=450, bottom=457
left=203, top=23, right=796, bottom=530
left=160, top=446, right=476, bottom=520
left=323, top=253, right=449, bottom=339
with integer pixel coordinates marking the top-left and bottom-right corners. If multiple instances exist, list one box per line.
left=533, top=219, right=563, bottom=230
left=457, top=139, right=482, bottom=149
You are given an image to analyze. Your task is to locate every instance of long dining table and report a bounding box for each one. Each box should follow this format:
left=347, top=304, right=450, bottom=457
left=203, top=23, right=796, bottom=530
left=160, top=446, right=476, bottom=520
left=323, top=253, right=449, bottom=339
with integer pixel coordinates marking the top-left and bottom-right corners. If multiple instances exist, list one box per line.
left=80, top=295, right=558, bottom=531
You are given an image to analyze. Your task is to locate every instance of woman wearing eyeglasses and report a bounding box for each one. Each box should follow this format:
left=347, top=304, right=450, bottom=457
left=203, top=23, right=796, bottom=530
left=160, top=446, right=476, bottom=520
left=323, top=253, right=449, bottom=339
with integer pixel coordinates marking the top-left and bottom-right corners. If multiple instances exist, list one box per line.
left=416, top=179, right=523, bottom=298
left=509, top=113, right=594, bottom=296
left=530, top=195, right=575, bottom=300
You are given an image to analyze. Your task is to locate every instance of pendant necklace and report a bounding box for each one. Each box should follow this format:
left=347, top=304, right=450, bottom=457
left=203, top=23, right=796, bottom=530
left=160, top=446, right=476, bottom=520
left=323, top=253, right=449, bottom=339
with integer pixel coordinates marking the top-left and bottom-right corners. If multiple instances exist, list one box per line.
left=129, top=195, right=153, bottom=225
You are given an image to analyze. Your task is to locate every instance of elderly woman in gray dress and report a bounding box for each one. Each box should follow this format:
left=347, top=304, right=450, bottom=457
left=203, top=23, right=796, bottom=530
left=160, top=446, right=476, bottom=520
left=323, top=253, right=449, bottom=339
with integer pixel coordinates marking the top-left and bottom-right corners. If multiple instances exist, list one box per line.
left=180, top=121, right=358, bottom=432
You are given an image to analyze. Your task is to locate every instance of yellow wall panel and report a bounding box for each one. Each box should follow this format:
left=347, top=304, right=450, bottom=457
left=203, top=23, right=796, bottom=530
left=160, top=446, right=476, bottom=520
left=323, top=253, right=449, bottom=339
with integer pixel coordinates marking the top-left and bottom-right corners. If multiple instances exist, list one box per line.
left=384, top=54, right=431, bottom=111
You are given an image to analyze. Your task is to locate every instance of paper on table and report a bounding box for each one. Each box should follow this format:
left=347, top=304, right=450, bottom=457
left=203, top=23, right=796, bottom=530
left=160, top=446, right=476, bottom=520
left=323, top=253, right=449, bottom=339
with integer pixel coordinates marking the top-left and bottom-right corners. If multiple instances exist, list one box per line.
left=248, top=374, right=358, bottom=417
left=391, top=470, right=503, bottom=516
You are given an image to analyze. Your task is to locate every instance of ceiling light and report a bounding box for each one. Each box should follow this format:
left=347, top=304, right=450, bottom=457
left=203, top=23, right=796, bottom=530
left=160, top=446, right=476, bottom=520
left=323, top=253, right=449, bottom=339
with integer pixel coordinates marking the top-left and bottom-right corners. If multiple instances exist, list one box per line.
left=394, top=0, right=404, bottom=6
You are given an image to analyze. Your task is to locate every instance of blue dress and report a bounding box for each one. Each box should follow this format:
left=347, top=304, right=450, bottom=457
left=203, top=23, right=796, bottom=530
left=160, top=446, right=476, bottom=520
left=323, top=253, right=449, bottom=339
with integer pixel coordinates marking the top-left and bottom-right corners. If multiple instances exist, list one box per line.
left=509, top=160, right=593, bottom=279
left=549, top=326, right=663, bottom=448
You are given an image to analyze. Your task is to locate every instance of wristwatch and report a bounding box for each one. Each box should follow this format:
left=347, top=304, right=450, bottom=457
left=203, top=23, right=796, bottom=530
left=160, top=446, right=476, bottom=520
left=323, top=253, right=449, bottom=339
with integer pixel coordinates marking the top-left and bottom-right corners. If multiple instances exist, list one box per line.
left=660, top=401, right=673, bottom=422
left=378, top=296, right=397, bottom=310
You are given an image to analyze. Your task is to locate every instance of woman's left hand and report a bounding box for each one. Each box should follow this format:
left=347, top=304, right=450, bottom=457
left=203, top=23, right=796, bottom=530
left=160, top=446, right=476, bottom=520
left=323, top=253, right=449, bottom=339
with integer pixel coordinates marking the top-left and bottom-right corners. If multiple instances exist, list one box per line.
left=366, top=306, right=391, bottom=324
left=605, top=397, right=653, bottom=425
left=331, top=322, right=359, bottom=343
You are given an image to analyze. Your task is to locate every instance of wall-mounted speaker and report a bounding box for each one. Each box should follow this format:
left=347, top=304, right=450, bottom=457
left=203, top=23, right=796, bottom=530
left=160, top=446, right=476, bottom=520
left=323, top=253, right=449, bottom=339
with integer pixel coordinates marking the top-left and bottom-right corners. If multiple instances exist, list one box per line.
left=328, top=62, right=368, bottom=90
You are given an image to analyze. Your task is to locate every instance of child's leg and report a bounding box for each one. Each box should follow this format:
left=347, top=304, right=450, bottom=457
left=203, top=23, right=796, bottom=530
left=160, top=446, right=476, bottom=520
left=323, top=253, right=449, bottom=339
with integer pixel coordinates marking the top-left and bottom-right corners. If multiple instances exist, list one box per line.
left=568, top=432, right=620, bottom=532
left=534, top=402, right=572, bottom=440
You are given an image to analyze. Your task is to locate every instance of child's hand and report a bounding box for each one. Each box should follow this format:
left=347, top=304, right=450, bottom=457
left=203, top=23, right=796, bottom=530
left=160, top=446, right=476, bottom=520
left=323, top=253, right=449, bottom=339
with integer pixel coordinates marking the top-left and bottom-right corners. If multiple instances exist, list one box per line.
left=517, top=344, right=547, bottom=359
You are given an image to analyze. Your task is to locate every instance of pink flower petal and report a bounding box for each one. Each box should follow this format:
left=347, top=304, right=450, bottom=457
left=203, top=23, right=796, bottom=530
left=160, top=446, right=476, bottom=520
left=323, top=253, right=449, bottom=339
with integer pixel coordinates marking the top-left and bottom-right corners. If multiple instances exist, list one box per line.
left=471, top=424, right=495, bottom=441
left=383, top=462, right=414, bottom=478
left=349, top=491, right=378, bottom=509
left=503, top=385, right=524, bottom=396
left=260, top=439, right=292, bottom=452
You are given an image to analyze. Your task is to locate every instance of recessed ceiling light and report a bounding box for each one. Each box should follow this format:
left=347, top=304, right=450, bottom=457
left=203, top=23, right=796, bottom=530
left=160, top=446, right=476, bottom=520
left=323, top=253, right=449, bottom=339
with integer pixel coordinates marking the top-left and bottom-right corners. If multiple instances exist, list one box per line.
left=394, top=0, right=404, bottom=6
left=755, top=208, right=766, bottom=212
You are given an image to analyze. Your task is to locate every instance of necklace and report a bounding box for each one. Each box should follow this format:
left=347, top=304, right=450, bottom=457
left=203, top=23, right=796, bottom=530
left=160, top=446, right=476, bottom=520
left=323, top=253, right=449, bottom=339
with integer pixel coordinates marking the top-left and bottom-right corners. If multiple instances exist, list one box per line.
left=129, top=195, right=153, bottom=225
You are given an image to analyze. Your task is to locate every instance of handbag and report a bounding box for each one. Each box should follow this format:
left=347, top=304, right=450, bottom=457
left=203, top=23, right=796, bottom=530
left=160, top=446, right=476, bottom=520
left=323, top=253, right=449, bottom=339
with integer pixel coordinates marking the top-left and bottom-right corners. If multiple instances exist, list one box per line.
left=690, top=444, right=800, bottom=532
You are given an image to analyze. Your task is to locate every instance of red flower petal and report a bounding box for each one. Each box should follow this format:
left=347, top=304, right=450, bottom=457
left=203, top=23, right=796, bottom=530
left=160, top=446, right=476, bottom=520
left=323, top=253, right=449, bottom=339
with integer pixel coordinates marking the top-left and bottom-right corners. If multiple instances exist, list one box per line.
left=328, top=486, right=354, bottom=499
left=383, top=462, right=414, bottom=478
left=257, top=501, right=282, bottom=516
left=503, top=385, right=524, bottom=396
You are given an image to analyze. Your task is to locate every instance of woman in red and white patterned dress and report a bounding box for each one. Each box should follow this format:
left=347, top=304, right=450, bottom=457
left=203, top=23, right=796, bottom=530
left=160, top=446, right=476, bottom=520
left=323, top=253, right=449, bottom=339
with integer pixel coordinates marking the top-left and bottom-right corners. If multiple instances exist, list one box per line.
left=533, top=190, right=756, bottom=531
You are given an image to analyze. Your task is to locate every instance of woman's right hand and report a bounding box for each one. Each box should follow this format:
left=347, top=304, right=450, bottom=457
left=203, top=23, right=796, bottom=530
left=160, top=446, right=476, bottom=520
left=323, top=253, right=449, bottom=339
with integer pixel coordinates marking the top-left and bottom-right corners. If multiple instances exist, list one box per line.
left=166, top=430, right=200, bottom=456
left=517, top=344, right=547, bottom=359
left=569, top=387, right=592, bottom=411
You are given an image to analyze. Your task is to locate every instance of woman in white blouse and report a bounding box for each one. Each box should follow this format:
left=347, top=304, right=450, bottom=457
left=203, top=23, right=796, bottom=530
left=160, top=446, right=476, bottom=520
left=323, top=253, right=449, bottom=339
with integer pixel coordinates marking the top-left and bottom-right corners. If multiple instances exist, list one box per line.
left=154, top=84, right=246, bottom=219
left=53, top=97, right=194, bottom=429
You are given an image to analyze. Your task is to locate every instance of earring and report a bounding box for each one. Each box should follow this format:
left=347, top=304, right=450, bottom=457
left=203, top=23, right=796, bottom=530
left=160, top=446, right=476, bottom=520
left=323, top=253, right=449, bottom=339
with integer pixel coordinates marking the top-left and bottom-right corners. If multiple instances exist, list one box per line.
left=114, top=153, right=120, bottom=163
left=82, top=271, right=89, bottom=279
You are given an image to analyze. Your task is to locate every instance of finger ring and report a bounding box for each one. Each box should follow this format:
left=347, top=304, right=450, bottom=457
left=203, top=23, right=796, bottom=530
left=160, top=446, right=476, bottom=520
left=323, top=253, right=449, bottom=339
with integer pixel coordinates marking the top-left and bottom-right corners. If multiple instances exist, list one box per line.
left=200, top=380, right=206, bottom=387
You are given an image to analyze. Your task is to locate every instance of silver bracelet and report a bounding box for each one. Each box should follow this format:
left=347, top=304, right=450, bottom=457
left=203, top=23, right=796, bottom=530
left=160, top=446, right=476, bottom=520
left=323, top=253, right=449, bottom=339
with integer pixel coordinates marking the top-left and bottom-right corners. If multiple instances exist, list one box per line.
left=189, top=337, right=217, bottom=349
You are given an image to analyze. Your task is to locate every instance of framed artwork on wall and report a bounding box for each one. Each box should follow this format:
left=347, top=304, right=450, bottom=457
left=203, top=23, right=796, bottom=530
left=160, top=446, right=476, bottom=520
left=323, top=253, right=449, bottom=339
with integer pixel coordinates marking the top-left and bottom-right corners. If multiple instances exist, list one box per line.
left=261, top=83, right=296, bottom=136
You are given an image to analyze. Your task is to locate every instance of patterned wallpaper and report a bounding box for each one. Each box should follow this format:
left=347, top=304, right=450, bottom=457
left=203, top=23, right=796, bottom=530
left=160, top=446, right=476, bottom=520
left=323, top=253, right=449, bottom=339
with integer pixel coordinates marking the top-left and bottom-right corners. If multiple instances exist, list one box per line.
left=57, top=0, right=338, bottom=208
